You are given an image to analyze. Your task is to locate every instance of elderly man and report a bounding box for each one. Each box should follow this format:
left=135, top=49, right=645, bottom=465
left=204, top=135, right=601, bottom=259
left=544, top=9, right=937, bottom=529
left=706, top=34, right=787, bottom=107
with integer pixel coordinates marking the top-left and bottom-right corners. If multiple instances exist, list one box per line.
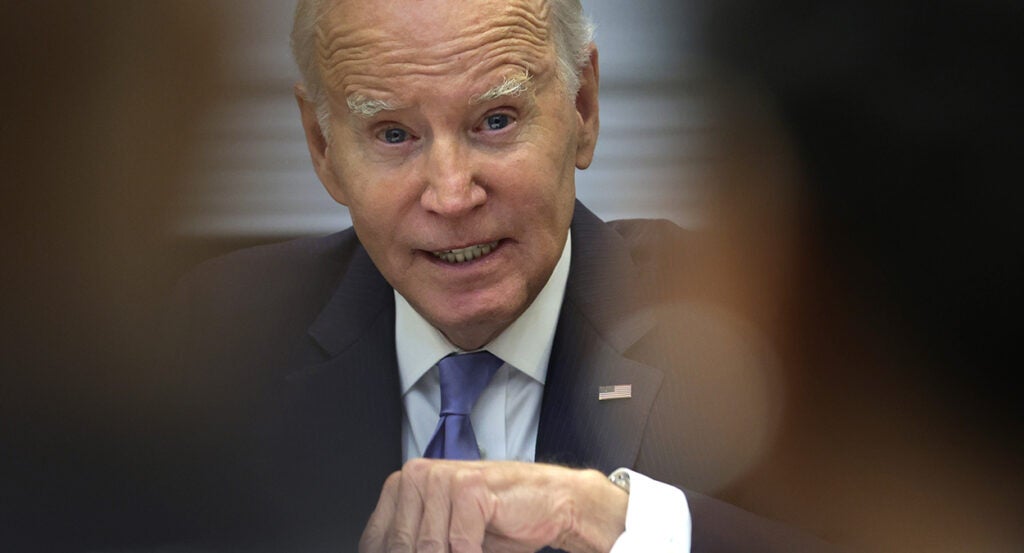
left=290, top=0, right=681, bottom=549
left=169, top=0, right=836, bottom=551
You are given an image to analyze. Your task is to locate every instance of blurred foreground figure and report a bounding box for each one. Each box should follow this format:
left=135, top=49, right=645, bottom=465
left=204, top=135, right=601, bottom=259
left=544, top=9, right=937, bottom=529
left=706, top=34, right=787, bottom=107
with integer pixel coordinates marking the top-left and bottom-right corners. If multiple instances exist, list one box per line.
left=690, top=0, right=1024, bottom=551
left=0, top=2, right=222, bottom=550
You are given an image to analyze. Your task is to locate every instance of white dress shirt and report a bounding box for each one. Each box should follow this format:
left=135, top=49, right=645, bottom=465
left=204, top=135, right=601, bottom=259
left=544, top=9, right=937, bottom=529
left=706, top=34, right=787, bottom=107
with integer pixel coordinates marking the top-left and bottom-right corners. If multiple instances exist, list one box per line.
left=395, top=231, right=691, bottom=551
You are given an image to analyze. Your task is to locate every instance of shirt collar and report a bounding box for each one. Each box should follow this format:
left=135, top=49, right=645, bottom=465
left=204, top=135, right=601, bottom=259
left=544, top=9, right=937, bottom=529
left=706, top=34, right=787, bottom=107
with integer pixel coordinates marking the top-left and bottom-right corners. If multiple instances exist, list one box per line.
left=395, top=230, right=571, bottom=394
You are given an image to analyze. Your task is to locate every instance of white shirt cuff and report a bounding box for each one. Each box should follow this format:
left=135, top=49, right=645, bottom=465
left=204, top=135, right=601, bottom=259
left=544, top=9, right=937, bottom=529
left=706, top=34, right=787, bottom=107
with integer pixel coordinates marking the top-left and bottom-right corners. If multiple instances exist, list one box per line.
left=608, top=468, right=691, bottom=553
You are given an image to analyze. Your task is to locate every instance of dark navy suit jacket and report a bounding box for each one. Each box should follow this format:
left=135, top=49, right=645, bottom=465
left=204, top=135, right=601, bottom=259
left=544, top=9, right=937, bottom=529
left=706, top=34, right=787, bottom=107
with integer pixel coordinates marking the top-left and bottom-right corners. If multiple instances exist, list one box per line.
left=167, top=201, right=841, bottom=552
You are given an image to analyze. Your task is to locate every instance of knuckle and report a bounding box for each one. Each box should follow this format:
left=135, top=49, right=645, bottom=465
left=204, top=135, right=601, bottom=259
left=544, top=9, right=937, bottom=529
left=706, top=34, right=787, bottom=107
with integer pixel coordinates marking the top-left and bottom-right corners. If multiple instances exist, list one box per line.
left=579, top=467, right=607, bottom=485
left=427, top=461, right=451, bottom=487
left=451, top=466, right=484, bottom=489
left=382, top=470, right=402, bottom=491
left=450, top=468, right=490, bottom=512
left=402, top=457, right=432, bottom=477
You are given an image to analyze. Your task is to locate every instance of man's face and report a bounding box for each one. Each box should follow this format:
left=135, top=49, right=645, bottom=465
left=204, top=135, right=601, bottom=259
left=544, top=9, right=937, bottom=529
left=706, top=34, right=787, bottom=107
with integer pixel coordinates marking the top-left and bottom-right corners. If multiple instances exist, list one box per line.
left=298, top=0, right=599, bottom=349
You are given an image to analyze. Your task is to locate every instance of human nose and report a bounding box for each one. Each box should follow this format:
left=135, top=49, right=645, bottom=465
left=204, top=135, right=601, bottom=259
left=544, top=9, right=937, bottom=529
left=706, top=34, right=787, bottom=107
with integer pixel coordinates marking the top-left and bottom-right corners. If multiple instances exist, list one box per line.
left=419, top=136, right=486, bottom=217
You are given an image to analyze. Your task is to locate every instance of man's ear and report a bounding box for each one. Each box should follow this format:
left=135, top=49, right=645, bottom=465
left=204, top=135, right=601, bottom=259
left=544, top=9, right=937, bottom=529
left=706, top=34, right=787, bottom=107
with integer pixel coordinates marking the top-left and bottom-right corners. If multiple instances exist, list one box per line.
left=294, top=83, right=349, bottom=206
left=574, top=44, right=600, bottom=170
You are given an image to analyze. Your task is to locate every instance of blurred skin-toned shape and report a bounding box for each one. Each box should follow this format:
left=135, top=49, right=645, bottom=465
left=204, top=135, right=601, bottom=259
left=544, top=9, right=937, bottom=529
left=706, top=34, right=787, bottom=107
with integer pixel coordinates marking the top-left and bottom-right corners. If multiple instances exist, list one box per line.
left=1, top=2, right=223, bottom=549
left=680, top=0, right=1024, bottom=551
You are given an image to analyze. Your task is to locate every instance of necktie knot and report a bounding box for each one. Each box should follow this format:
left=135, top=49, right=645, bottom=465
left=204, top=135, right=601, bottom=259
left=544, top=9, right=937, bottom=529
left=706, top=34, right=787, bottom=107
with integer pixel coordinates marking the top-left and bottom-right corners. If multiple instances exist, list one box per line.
left=438, top=351, right=503, bottom=415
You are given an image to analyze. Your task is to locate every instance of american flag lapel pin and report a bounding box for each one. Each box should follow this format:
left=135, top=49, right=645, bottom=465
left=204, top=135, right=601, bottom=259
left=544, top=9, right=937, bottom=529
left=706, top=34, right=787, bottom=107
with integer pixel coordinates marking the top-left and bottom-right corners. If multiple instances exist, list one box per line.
left=598, top=384, right=632, bottom=401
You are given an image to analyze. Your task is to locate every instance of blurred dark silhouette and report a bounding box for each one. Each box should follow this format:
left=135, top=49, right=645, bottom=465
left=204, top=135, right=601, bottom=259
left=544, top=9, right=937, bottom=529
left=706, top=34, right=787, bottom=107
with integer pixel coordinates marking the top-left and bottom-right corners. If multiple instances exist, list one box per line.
left=685, top=0, right=1024, bottom=550
left=1, top=2, right=224, bottom=550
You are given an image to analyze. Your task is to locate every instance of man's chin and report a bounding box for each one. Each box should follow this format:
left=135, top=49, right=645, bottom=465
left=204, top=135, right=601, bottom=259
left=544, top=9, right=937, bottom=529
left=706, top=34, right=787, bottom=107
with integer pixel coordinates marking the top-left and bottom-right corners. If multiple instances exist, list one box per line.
left=401, top=279, right=533, bottom=348
left=428, top=306, right=521, bottom=350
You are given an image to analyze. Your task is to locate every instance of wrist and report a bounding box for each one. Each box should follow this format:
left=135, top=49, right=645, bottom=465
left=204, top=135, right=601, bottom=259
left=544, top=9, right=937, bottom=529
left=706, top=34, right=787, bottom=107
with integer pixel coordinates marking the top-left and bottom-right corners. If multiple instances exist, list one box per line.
left=554, top=468, right=629, bottom=553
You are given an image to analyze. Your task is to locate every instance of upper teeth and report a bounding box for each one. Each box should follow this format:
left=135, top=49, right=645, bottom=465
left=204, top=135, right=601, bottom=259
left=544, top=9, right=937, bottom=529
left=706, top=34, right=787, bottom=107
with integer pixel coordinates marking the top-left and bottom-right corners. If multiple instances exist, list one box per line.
left=432, top=241, right=499, bottom=263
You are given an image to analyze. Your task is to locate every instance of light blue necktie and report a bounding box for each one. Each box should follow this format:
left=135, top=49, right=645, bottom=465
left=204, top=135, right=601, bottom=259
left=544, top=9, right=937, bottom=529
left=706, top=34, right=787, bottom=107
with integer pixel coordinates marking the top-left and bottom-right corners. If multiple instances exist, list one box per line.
left=423, top=351, right=502, bottom=460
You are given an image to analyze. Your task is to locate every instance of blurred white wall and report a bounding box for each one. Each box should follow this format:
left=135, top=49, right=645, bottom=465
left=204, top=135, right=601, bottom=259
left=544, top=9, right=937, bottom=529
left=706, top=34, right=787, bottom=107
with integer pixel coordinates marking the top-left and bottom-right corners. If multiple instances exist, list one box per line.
left=176, top=0, right=710, bottom=237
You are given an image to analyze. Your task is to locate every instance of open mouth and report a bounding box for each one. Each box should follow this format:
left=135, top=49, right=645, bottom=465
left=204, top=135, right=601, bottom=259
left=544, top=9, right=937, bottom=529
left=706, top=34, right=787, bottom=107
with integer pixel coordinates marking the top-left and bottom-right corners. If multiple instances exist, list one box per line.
left=431, top=240, right=500, bottom=264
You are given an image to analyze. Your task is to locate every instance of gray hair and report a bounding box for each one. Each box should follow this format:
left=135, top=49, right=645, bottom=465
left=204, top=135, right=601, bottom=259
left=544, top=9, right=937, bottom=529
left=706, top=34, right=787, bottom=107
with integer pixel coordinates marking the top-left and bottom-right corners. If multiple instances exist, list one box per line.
left=290, top=0, right=595, bottom=136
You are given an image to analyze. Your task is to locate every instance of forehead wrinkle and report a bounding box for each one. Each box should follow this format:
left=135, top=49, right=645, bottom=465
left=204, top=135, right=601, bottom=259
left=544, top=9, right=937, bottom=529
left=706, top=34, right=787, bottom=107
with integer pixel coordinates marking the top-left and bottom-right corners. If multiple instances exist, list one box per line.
left=317, top=1, right=554, bottom=103
left=504, top=0, right=551, bottom=40
left=317, top=0, right=551, bottom=59
left=328, top=38, right=551, bottom=104
left=326, top=26, right=547, bottom=81
left=317, top=26, right=394, bottom=94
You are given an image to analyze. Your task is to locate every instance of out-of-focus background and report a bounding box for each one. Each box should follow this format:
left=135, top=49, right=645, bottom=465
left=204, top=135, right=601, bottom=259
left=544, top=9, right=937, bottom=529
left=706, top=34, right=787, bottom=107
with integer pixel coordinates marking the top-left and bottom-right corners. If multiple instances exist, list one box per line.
left=692, top=2, right=1024, bottom=551
left=3, top=1, right=1022, bottom=552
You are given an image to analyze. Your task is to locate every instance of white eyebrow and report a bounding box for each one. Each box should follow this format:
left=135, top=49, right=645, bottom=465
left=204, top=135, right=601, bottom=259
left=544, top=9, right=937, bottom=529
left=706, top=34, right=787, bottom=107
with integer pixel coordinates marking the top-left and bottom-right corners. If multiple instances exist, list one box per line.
left=471, top=72, right=533, bottom=104
left=344, top=72, right=532, bottom=117
left=346, top=94, right=397, bottom=118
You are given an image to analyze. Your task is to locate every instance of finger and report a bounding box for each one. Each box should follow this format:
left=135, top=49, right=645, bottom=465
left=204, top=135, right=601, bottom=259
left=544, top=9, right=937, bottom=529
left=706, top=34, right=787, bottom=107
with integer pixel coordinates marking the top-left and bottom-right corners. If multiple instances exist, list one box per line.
left=416, top=461, right=455, bottom=552
left=448, top=467, right=490, bottom=553
left=359, top=471, right=402, bottom=553
left=387, top=458, right=430, bottom=551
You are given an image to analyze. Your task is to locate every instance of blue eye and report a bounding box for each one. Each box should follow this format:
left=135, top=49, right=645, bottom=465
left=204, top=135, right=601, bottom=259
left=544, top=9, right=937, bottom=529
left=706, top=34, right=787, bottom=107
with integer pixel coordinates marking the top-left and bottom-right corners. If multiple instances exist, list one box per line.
left=381, top=127, right=409, bottom=144
left=484, top=113, right=511, bottom=131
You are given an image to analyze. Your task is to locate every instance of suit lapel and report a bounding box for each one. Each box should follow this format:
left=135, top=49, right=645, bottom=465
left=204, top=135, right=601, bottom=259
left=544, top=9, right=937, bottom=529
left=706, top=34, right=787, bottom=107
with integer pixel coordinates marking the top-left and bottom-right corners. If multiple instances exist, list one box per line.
left=265, top=245, right=403, bottom=540
left=292, top=243, right=403, bottom=470
left=536, top=202, right=663, bottom=474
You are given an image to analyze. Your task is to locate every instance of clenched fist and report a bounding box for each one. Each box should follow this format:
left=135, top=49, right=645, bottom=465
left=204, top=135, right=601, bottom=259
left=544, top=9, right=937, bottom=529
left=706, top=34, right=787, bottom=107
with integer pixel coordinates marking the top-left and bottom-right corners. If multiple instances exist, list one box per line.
left=359, top=459, right=628, bottom=553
